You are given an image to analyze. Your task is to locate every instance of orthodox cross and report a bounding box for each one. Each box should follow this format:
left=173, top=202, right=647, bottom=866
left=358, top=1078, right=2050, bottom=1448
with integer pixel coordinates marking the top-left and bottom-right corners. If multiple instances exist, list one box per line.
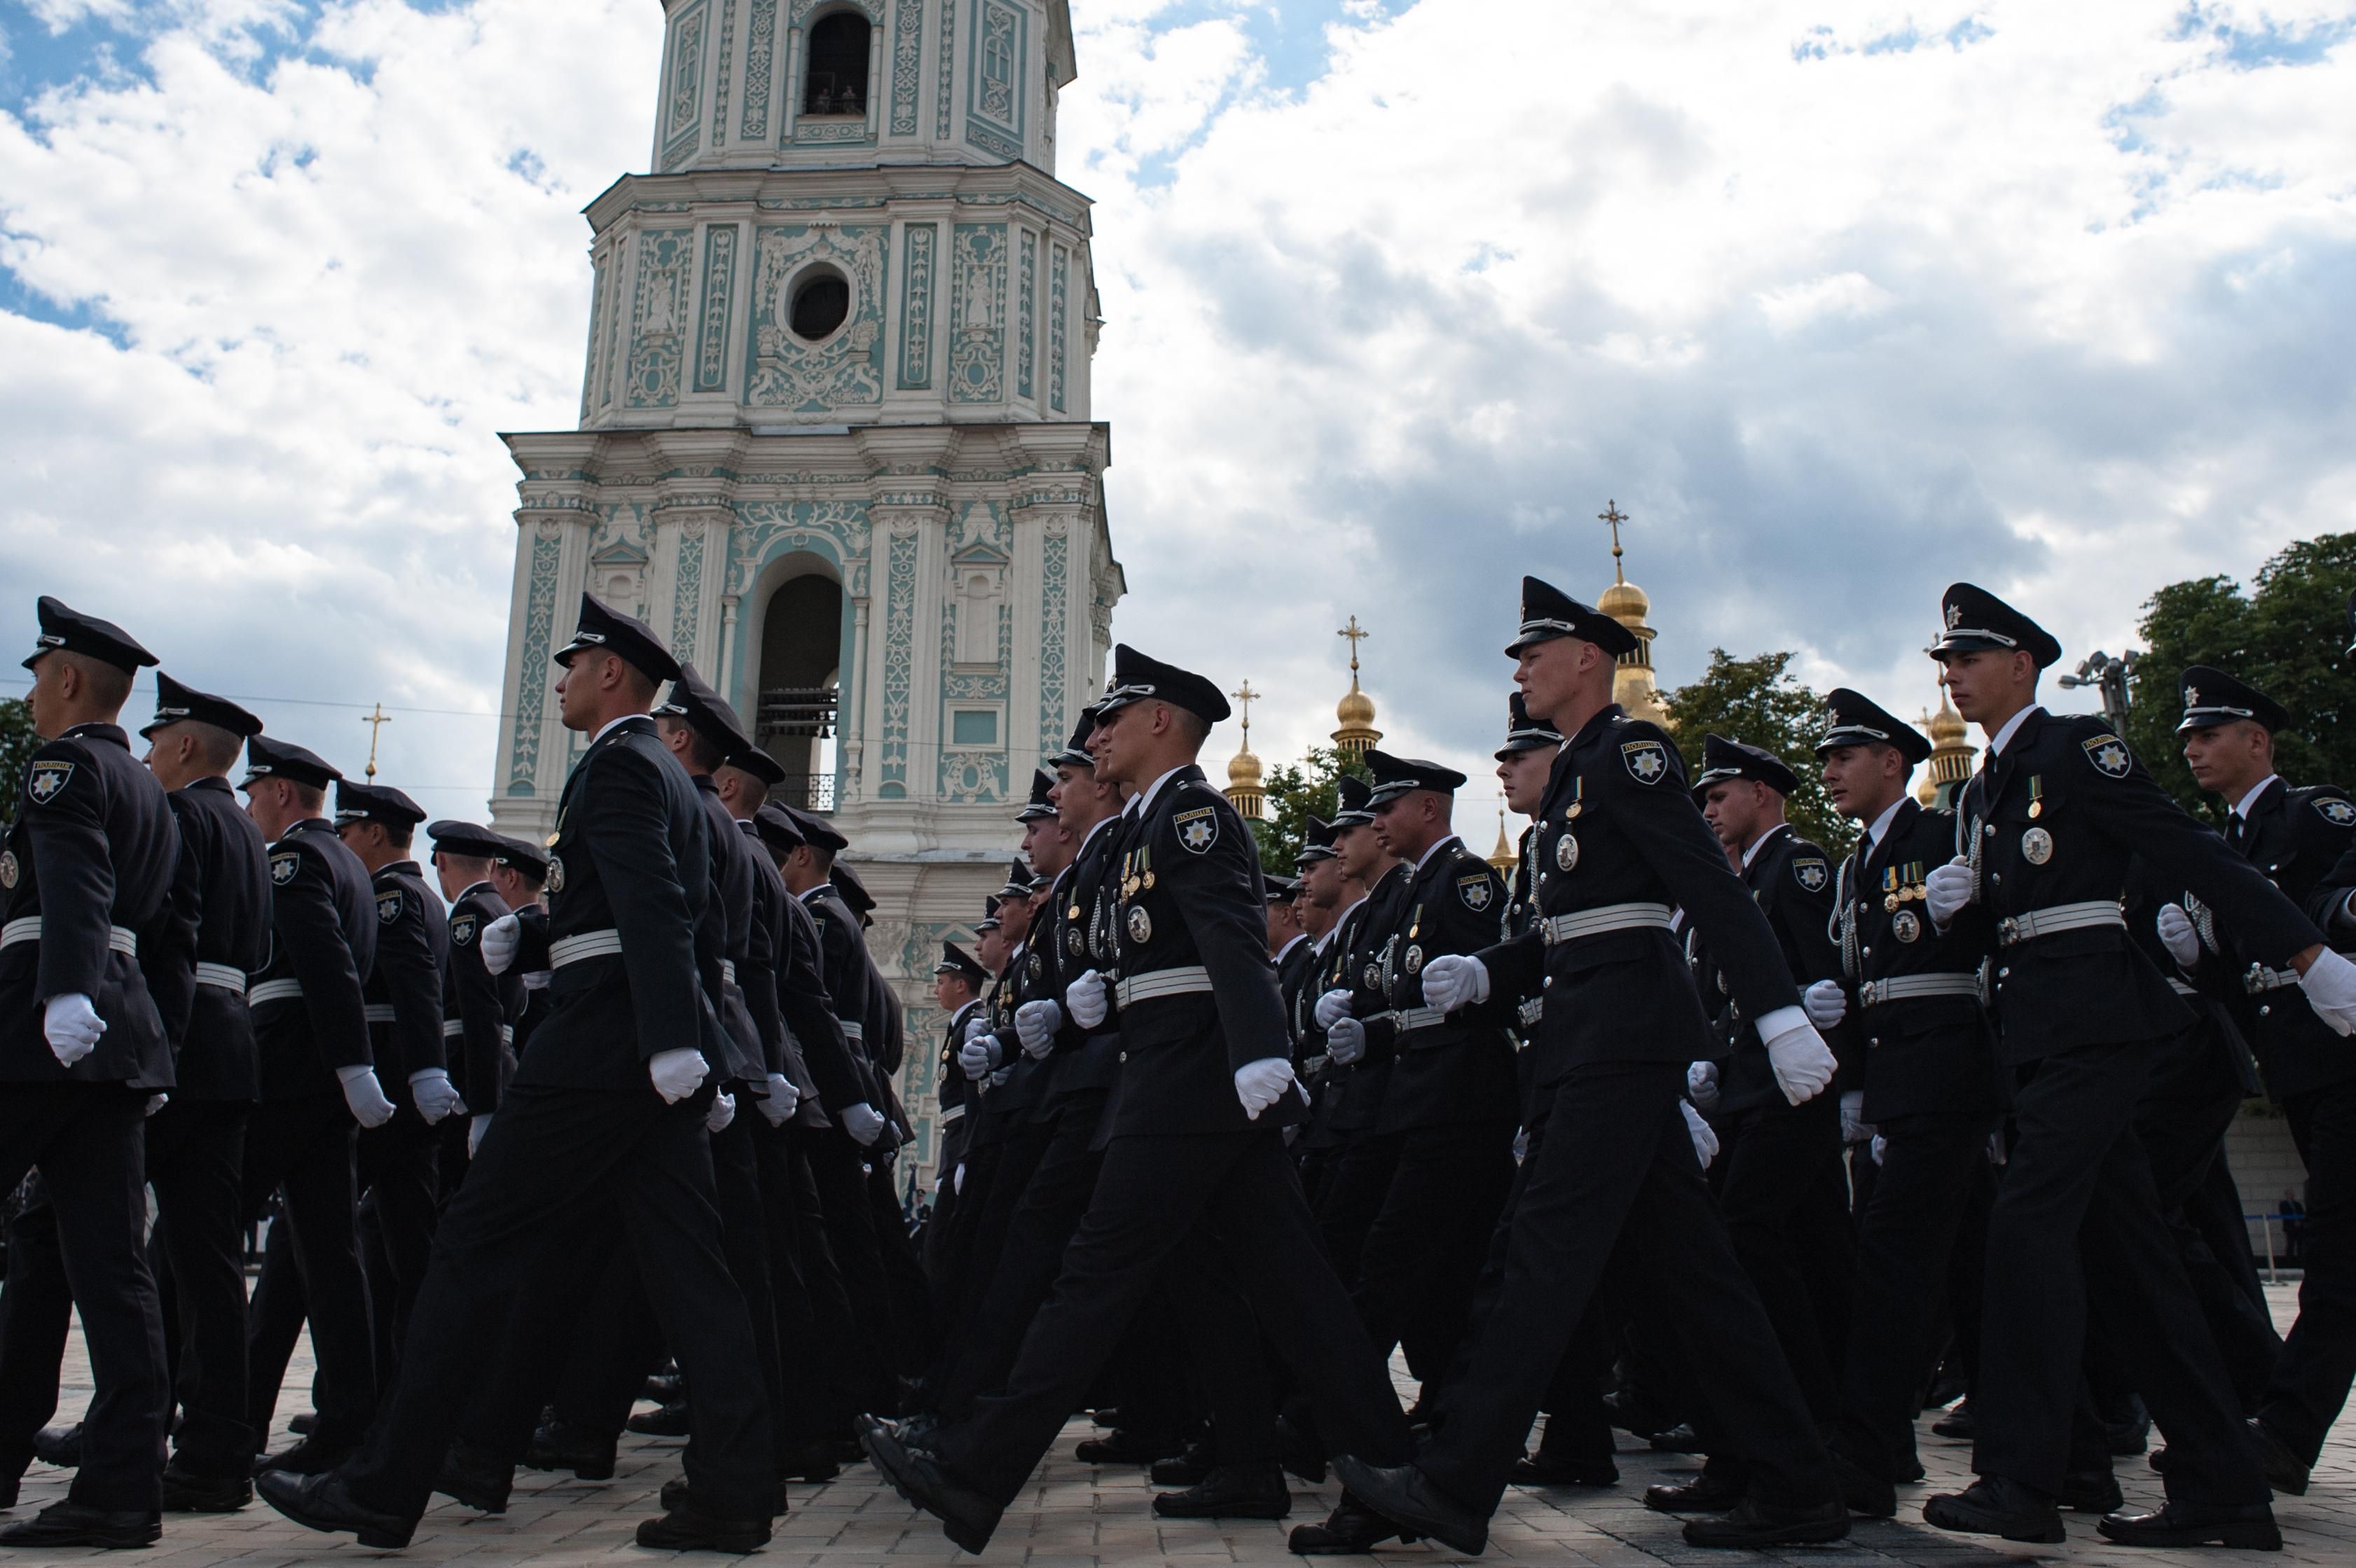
left=1599, top=500, right=1630, bottom=584
left=1231, top=680, right=1260, bottom=750
left=361, top=703, right=392, bottom=780
left=1337, top=616, right=1368, bottom=684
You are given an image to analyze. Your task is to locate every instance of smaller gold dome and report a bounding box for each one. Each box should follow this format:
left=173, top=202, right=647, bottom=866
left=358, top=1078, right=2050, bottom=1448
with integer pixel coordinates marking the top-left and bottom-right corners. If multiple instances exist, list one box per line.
left=1228, top=748, right=1264, bottom=789
left=1927, top=692, right=1966, bottom=743
left=1337, top=685, right=1376, bottom=727
left=1598, top=577, right=1649, bottom=620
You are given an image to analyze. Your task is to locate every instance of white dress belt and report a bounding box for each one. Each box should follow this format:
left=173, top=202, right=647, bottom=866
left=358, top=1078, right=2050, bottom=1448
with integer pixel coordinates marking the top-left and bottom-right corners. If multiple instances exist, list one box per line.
left=1302, top=1052, right=1329, bottom=1075
left=2245, top=964, right=2302, bottom=995
left=1385, top=1005, right=1448, bottom=1035
left=0, top=917, right=137, bottom=957
left=720, top=958, right=737, bottom=986
left=549, top=929, right=623, bottom=968
left=194, top=962, right=247, bottom=994
left=839, top=1019, right=864, bottom=1043
left=441, top=1019, right=517, bottom=1045
left=938, top=1102, right=965, bottom=1123
left=2168, top=977, right=2201, bottom=998
left=249, top=978, right=305, bottom=1006
left=1995, top=901, right=2126, bottom=947
left=1115, top=966, right=1213, bottom=1007
left=363, top=1003, right=399, bottom=1024
left=1538, top=902, right=1676, bottom=946
left=1516, top=996, right=1544, bottom=1029
left=1858, top=973, right=1984, bottom=1007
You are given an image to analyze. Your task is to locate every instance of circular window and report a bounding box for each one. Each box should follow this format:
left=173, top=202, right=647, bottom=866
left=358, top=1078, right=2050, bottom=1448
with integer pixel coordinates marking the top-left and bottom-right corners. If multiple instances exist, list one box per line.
left=790, top=270, right=850, bottom=341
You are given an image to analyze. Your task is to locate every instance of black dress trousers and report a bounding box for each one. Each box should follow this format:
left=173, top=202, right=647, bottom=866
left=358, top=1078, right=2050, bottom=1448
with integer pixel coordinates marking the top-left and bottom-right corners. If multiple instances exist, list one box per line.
left=2258, top=1079, right=2356, bottom=1464
left=240, top=1090, right=377, bottom=1451
left=146, top=1097, right=256, bottom=1473
left=1713, top=1092, right=1856, bottom=1422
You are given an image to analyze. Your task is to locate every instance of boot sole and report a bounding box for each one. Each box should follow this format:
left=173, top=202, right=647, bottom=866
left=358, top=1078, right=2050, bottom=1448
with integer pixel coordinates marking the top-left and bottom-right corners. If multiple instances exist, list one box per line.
left=263, top=1488, right=413, bottom=1549
left=2097, top=1521, right=2282, bottom=1551
left=1922, top=1502, right=2064, bottom=1544
left=857, top=1424, right=998, bottom=1555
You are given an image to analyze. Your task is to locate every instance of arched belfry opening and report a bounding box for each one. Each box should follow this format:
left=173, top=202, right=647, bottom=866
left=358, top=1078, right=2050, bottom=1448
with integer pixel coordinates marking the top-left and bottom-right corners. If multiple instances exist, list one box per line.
left=804, top=13, right=871, bottom=117
left=757, top=572, right=844, bottom=809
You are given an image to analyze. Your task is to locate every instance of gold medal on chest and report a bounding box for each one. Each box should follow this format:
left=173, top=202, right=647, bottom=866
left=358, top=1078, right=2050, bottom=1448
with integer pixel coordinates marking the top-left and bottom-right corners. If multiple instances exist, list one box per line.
left=1555, top=834, right=1579, bottom=872
left=1143, top=872, right=1157, bottom=892
left=1894, top=909, right=1922, bottom=943
left=2022, top=827, right=2054, bottom=865
left=545, top=831, right=560, bottom=848
left=1127, top=905, right=1152, bottom=944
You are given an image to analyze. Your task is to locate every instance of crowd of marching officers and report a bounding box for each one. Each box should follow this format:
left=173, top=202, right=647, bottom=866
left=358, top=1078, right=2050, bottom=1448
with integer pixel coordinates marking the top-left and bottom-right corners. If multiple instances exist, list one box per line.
left=3, top=571, right=2356, bottom=1558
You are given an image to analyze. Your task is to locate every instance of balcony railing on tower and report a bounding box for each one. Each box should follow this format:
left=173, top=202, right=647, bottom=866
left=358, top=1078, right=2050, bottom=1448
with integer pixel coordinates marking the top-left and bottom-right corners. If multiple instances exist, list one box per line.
left=758, top=687, right=839, bottom=813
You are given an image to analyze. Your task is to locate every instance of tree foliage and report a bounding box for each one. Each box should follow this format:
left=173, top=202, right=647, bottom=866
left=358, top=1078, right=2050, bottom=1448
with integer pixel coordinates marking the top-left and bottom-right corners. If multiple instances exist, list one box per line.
left=1661, top=650, right=1856, bottom=856
left=0, top=699, right=35, bottom=828
left=2126, top=532, right=2356, bottom=822
left=1248, top=746, right=1370, bottom=872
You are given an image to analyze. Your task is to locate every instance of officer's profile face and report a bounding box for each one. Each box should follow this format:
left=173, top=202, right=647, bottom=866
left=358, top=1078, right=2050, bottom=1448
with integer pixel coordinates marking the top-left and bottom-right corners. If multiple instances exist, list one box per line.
left=24, top=652, right=65, bottom=739
left=1335, top=822, right=1385, bottom=879
left=975, top=928, right=1006, bottom=968
left=1819, top=744, right=1899, bottom=818
left=1699, top=780, right=1770, bottom=848
left=934, top=972, right=974, bottom=1010
left=1934, top=647, right=2033, bottom=724
left=1514, top=637, right=1596, bottom=727
left=1496, top=748, right=1550, bottom=814
left=2183, top=720, right=2271, bottom=795
left=1300, top=858, right=1341, bottom=908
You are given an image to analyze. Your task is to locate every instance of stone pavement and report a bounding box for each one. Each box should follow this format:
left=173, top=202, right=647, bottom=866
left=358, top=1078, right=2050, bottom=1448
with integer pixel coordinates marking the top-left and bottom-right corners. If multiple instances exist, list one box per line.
left=8, top=1285, right=2352, bottom=1565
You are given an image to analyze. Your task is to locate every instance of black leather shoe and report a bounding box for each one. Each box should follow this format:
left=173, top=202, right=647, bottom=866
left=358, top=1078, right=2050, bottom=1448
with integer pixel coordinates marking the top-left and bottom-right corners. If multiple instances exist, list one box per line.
left=1073, top=1427, right=1182, bottom=1466
left=1151, top=1441, right=1214, bottom=1487
left=1329, top=1455, right=1487, bottom=1557
left=1930, top=1401, right=1976, bottom=1440
left=635, top=1501, right=773, bottom=1554
left=643, top=1373, right=684, bottom=1403
left=435, top=1441, right=512, bottom=1514
left=626, top=1399, right=692, bottom=1438
left=254, top=1467, right=415, bottom=1548
left=161, top=1459, right=252, bottom=1513
left=856, top=1414, right=1003, bottom=1555
left=2251, top=1419, right=2310, bottom=1497
left=1644, top=1464, right=1747, bottom=1514
left=1153, top=1464, right=1290, bottom=1520
left=1683, top=1496, right=1849, bottom=1548
left=1647, top=1422, right=1702, bottom=1452
left=1288, top=1492, right=1417, bottom=1554
left=2062, top=1469, right=2122, bottom=1514
left=1831, top=1452, right=1895, bottom=1518
left=288, top=1412, right=318, bottom=1436
left=255, top=1436, right=352, bottom=1476
left=2097, top=1500, right=2281, bottom=1550
left=0, top=1499, right=160, bottom=1548
left=778, top=1437, right=843, bottom=1483
left=29, top=1424, right=82, bottom=1469
left=523, top=1419, right=616, bottom=1480
left=659, top=1476, right=792, bottom=1516
left=1272, top=1415, right=1328, bottom=1485
left=1922, top=1476, right=2065, bottom=1543
left=1509, top=1451, right=1618, bottom=1487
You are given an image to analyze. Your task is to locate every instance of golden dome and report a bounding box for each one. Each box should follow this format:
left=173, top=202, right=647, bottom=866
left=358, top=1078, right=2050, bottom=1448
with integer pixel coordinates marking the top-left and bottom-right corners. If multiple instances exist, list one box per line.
left=1598, top=577, right=1649, bottom=621
left=1927, top=692, right=1966, bottom=743
left=1227, top=747, right=1264, bottom=789
left=1336, top=685, right=1376, bottom=728
left=1331, top=617, right=1382, bottom=759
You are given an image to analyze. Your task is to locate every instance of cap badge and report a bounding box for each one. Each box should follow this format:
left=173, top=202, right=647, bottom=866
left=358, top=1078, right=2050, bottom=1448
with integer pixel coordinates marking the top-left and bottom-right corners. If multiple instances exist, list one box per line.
left=1945, top=601, right=1963, bottom=629
left=2184, top=687, right=2200, bottom=707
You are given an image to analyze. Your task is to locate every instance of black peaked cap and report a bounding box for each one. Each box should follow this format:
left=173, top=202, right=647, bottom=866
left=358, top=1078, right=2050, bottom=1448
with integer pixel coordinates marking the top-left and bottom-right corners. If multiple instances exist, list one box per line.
left=335, top=779, right=427, bottom=829
left=656, top=663, right=755, bottom=761
left=1332, top=773, right=1375, bottom=828
left=1017, top=768, right=1056, bottom=821
left=240, top=734, right=340, bottom=792
left=1098, top=644, right=1231, bottom=724
left=1815, top=688, right=1932, bottom=764
left=1496, top=691, right=1563, bottom=759
left=553, top=592, right=680, bottom=686
left=1931, top=583, right=2062, bottom=668
left=426, top=819, right=507, bottom=859
left=1364, top=748, right=1468, bottom=807
left=1693, top=733, right=1797, bottom=799
left=24, top=596, right=158, bottom=675
left=1504, top=576, right=1637, bottom=660
left=2177, top=666, right=2289, bottom=735
left=142, top=671, right=261, bottom=740
left=780, top=802, right=847, bottom=853
left=935, top=942, right=988, bottom=986
left=752, top=803, right=805, bottom=856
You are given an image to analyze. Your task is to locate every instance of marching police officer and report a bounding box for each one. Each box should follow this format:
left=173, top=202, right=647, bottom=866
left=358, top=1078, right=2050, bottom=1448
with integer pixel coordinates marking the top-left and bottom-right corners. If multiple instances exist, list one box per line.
left=0, top=599, right=177, bottom=1549
left=422, top=821, right=524, bottom=1176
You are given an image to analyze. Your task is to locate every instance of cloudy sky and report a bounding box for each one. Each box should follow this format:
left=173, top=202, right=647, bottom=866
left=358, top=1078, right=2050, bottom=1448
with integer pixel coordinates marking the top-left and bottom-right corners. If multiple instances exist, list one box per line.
left=3, top=0, right=2352, bottom=826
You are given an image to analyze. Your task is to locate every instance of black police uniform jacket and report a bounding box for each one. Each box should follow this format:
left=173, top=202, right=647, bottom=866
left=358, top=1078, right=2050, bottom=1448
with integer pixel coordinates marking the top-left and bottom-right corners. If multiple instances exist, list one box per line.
left=442, top=881, right=521, bottom=1115
left=692, top=776, right=766, bottom=1090
left=1828, top=799, right=1998, bottom=1122
left=2124, top=863, right=2259, bottom=1105
left=984, top=927, right=1056, bottom=1130
left=759, top=860, right=862, bottom=1131
left=801, top=883, right=895, bottom=1122
left=1358, top=837, right=1516, bottom=1133
left=1477, top=706, right=1802, bottom=1084
left=0, top=722, right=177, bottom=1087
left=254, top=817, right=377, bottom=1101
left=1294, top=921, right=1351, bottom=1152
left=936, top=996, right=984, bottom=1167
left=1703, top=824, right=1860, bottom=1117
left=1944, top=710, right=2320, bottom=1066
left=364, top=859, right=448, bottom=1099
left=1322, top=864, right=1412, bottom=1136
left=511, top=902, right=553, bottom=1054
left=1275, top=934, right=1318, bottom=1071
left=1098, top=764, right=1304, bottom=1138
left=965, top=953, right=1035, bottom=1153
left=146, top=774, right=269, bottom=1101
left=736, top=822, right=821, bottom=1128
left=1045, top=814, right=1128, bottom=1101
left=2186, top=777, right=2356, bottom=1101
left=518, top=715, right=729, bottom=1092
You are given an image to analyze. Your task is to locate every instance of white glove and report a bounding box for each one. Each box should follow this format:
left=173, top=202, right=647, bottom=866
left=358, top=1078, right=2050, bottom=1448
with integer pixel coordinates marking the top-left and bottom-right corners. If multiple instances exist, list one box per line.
left=1681, top=1100, right=1720, bottom=1171
left=1326, top=1015, right=1366, bottom=1065
left=1419, top=954, right=1490, bottom=1012
left=1015, top=999, right=1062, bottom=1059
left=958, top=1032, right=1001, bottom=1078
left=145, top=1093, right=168, bottom=1117
left=1925, top=858, right=1975, bottom=926
left=408, top=1067, right=461, bottom=1125
left=1803, top=978, right=1848, bottom=1031
left=648, top=1046, right=710, bottom=1104
left=1510, top=1128, right=1529, bottom=1164
left=1686, top=1059, right=1721, bottom=1115
left=962, top=1013, right=990, bottom=1043
left=1839, top=1088, right=1871, bottom=1146
left=335, top=1064, right=397, bottom=1129
left=953, top=1162, right=967, bottom=1195
left=2296, top=947, right=2356, bottom=1037
left=480, top=913, right=521, bottom=976
left=1870, top=1132, right=1887, bottom=1167
left=840, top=1101, right=886, bottom=1146
left=2156, top=903, right=2203, bottom=969
left=41, top=993, right=105, bottom=1067
left=1760, top=1008, right=1839, bottom=1105
left=1234, top=1057, right=1297, bottom=1120
left=1066, top=970, right=1110, bottom=1031
left=1314, top=989, right=1353, bottom=1029
left=760, top=1072, right=799, bottom=1126
left=469, top=1113, right=491, bottom=1157
left=705, top=1091, right=736, bottom=1134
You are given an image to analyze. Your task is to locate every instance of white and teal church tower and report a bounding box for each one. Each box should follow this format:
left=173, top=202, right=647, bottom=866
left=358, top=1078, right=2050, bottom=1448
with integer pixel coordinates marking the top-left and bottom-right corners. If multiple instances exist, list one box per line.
left=485, top=0, right=1122, bottom=1167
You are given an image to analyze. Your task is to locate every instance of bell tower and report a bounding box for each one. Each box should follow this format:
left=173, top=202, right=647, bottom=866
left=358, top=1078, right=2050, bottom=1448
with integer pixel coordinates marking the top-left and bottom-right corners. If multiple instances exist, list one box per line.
left=486, top=1, right=1120, bottom=1173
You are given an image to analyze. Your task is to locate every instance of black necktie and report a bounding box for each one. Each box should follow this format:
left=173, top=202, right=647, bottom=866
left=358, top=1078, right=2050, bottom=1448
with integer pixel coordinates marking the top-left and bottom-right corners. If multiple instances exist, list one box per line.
left=2228, top=813, right=2246, bottom=851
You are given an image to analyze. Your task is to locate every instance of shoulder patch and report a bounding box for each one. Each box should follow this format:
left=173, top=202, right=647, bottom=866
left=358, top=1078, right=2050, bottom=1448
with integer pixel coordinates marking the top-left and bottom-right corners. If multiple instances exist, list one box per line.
left=2317, top=798, right=2356, bottom=827
left=25, top=759, right=74, bottom=806
left=1457, top=874, right=1494, bottom=912
left=2081, top=733, right=2133, bottom=778
left=270, top=851, right=299, bottom=886
left=1174, top=805, right=1219, bottom=854
left=1793, top=857, right=1829, bottom=893
left=1620, top=739, right=1671, bottom=785
left=378, top=891, right=404, bottom=924
left=450, top=912, right=478, bottom=947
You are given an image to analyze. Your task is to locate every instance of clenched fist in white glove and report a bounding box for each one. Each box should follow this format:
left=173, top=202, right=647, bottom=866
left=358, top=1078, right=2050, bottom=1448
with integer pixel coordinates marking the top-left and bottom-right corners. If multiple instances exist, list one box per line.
left=1419, top=954, right=1489, bottom=1013
left=2297, top=947, right=2356, bottom=1038
left=145, top=1093, right=169, bottom=1117
left=1234, top=1057, right=1297, bottom=1120
left=1015, top=1000, right=1062, bottom=1059
left=840, top=1101, right=886, bottom=1146
left=705, top=1091, right=736, bottom=1134
left=1925, top=858, right=1975, bottom=927
left=648, top=1047, right=710, bottom=1104
left=1839, top=1088, right=1871, bottom=1146
left=2156, top=903, right=2203, bottom=970
left=1326, top=1015, right=1366, bottom=1066
left=1314, top=989, right=1353, bottom=1029
left=963, top=1012, right=991, bottom=1043
left=1066, top=970, right=1110, bottom=1031
left=1803, top=978, right=1848, bottom=1031
left=336, top=1064, right=397, bottom=1129
left=42, top=993, right=104, bottom=1067
left=1760, top=1007, right=1839, bottom=1105
left=408, top=1067, right=462, bottom=1125
left=481, top=913, right=521, bottom=976
left=958, top=1032, right=1001, bottom=1079
left=1687, top=1059, right=1721, bottom=1115
left=1681, top=1100, right=1720, bottom=1171
left=760, top=1073, right=800, bottom=1126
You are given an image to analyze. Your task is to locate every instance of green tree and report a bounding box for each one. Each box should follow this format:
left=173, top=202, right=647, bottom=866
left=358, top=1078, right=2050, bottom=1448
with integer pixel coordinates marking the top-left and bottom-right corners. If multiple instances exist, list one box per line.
left=2127, top=532, right=2356, bottom=823
left=1248, top=746, right=1370, bottom=872
left=1660, top=650, right=1856, bottom=856
left=0, top=699, right=34, bottom=828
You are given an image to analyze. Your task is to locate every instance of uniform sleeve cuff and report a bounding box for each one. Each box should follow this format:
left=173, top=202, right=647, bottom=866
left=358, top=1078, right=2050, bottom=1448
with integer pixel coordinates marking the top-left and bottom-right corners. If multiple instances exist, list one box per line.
left=1754, top=1004, right=1808, bottom=1043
